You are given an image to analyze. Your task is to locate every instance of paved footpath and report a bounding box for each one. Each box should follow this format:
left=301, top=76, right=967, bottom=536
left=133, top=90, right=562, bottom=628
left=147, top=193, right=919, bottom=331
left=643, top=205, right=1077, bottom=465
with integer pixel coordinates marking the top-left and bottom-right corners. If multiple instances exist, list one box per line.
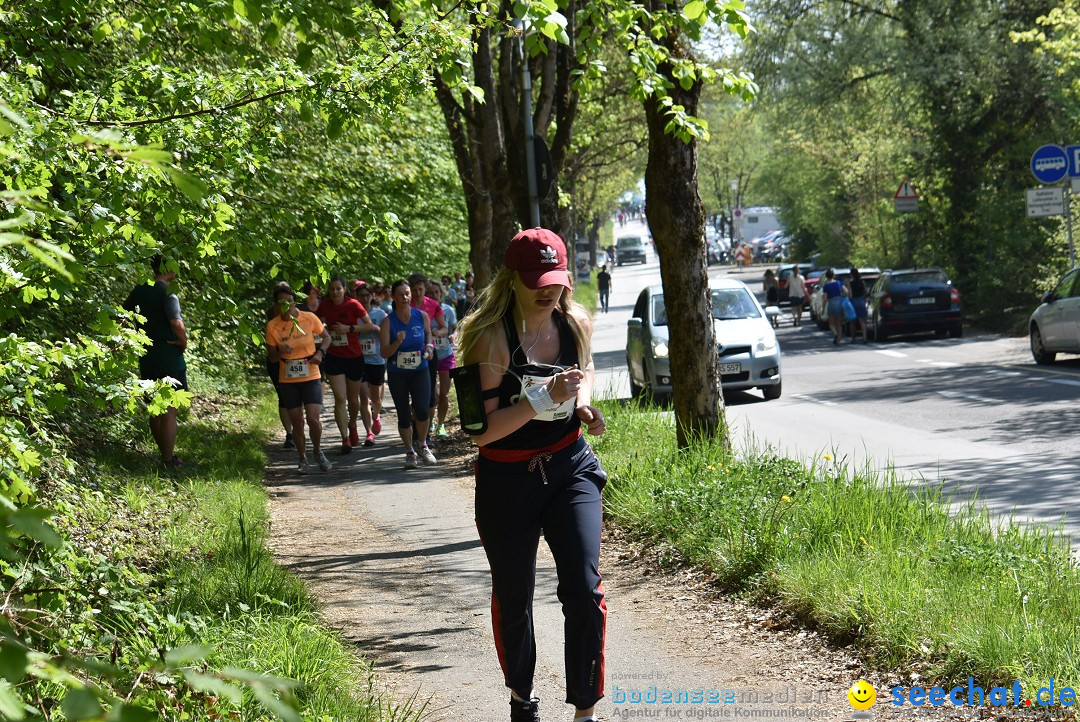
left=263, top=409, right=939, bottom=722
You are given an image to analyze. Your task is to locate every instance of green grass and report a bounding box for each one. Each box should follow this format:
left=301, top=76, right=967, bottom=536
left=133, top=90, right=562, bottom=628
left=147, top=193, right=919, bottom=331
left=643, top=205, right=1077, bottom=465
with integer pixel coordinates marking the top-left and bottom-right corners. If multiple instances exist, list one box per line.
left=33, top=375, right=422, bottom=722
left=593, top=400, right=1080, bottom=693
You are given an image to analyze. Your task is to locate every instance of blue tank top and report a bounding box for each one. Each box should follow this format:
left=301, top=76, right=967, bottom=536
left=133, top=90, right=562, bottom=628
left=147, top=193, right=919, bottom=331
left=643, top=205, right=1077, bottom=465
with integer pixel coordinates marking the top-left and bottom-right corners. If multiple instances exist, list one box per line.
left=485, top=308, right=581, bottom=451
left=387, top=307, right=428, bottom=372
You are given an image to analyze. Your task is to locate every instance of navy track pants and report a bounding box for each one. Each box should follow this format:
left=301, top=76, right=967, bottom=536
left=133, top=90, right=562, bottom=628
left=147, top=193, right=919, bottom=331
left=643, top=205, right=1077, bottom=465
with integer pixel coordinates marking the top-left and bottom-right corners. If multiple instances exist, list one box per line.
left=475, top=435, right=608, bottom=710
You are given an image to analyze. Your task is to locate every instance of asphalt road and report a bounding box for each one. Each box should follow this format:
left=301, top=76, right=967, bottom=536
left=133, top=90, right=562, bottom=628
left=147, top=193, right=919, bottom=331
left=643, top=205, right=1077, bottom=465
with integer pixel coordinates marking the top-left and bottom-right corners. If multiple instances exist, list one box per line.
left=594, top=219, right=1080, bottom=547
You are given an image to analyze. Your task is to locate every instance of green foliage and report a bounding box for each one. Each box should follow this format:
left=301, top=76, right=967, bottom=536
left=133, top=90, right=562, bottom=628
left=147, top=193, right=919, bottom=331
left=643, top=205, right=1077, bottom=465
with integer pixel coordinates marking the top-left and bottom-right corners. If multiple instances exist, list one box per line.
left=595, top=400, right=1080, bottom=689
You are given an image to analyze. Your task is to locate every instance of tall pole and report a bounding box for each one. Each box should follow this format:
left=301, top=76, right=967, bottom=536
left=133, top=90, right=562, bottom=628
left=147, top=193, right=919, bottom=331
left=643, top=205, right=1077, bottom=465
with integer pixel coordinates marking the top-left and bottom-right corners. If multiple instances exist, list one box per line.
left=518, top=27, right=541, bottom=228
left=1067, top=183, right=1076, bottom=267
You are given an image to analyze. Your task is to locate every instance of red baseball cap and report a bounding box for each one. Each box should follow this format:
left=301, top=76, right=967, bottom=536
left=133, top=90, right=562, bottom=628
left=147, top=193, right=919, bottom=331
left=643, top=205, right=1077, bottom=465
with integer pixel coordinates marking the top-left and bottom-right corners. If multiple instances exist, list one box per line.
left=505, top=227, right=571, bottom=289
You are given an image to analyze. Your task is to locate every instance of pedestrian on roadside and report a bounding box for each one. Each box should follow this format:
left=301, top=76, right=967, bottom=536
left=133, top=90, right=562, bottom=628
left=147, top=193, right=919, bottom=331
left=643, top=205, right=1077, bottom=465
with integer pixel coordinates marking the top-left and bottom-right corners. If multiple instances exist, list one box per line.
left=265, top=303, right=294, bottom=450
left=821, top=268, right=846, bottom=346
left=596, top=265, right=612, bottom=313
left=455, top=227, right=608, bottom=722
left=319, top=275, right=377, bottom=453
left=354, top=284, right=386, bottom=443
left=265, top=282, right=333, bottom=474
left=788, top=266, right=806, bottom=326
left=846, top=267, right=869, bottom=343
left=123, top=254, right=188, bottom=470
left=380, top=279, right=436, bottom=469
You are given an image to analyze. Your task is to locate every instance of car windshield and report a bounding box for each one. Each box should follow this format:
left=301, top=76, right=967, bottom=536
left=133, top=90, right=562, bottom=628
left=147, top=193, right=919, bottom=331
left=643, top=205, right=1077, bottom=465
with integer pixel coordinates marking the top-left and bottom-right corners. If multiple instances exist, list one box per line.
left=651, top=288, right=760, bottom=326
left=618, top=237, right=643, bottom=248
left=894, top=270, right=949, bottom=285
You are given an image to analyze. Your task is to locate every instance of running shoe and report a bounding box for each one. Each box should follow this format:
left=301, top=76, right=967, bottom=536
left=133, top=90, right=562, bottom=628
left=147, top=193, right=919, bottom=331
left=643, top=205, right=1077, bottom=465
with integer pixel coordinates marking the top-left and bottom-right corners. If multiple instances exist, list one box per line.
left=317, top=451, right=333, bottom=472
left=297, top=457, right=311, bottom=475
left=348, top=425, right=360, bottom=447
left=372, top=415, right=382, bottom=435
left=403, top=451, right=419, bottom=469
left=283, top=433, right=295, bottom=450
left=340, top=443, right=352, bottom=455
left=436, top=423, right=449, bottom=438
left=509, top=695, right=540, bottom=722
left=364, top=433, right=375, bottom=447
left=420, top=446, right=438, bottom=466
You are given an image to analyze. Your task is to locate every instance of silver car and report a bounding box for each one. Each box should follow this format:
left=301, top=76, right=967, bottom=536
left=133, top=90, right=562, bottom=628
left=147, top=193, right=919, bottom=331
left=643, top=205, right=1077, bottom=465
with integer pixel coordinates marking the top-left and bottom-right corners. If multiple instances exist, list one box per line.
left=1029, top=265, right=1080, bottom=364
left=626, top=278, right=783, bottom=400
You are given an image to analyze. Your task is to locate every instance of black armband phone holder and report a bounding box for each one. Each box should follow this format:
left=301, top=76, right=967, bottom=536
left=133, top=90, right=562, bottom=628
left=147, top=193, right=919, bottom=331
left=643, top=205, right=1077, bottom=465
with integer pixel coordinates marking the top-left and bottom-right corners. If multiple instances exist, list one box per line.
left=450, top=364, right=488, bottom=435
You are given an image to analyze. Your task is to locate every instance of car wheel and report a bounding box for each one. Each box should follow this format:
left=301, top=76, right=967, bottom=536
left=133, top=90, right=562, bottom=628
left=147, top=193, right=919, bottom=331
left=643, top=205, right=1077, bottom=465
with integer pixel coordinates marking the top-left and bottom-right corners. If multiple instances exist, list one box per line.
left=1030, top=325, right=1056, bottom=365
left=948, top=325, right=963, bottom=338
left=762, top=382, right=782, bottom=400
left=874, top=314, right=889, bottom=341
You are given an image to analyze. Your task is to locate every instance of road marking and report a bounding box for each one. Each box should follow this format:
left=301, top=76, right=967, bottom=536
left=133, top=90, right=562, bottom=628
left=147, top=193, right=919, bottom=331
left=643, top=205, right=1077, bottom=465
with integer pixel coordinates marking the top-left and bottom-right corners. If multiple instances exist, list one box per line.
left=938, top=390, right=1002, bottom=404
left=984, top=369, right=1024, bottom=377
left=916, top=359, right=960, bottom=367
left=876, top=350, right=908, bottom=358
left=791, top=394, right=837, bottom=406
left=1047, top=378, right=1080, bottom=387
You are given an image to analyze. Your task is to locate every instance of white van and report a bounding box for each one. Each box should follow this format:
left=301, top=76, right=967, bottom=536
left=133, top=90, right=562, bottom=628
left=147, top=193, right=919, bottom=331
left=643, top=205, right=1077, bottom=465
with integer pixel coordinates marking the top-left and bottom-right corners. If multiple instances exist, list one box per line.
left=739, top=206, right=782, bottom=241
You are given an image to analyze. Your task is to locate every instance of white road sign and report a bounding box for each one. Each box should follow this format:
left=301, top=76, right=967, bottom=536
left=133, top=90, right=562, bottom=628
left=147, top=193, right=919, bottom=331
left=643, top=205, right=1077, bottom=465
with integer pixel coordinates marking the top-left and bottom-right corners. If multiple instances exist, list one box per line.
left=1026, top=187, right=1065, bottom=218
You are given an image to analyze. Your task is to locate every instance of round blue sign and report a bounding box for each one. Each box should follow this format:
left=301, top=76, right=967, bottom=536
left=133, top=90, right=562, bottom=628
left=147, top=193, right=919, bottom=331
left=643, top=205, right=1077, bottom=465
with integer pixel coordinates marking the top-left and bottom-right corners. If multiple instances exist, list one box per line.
left=1031, top=144, right=1068, bottom=184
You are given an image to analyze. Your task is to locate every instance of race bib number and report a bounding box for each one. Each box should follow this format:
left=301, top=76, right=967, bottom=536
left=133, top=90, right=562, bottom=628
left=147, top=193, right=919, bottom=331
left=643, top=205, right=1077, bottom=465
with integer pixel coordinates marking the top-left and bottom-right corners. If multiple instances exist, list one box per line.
left=520, top=374, right=575, bottom=422
left=433, top=336, right=450, bottom=351
left=360, top=338, right=377, bottom=355
left=395, top=350, right=421, bottom=370
left=284, top=359, right=310, bottom=379
left=330, top=332, right=349, bottom=347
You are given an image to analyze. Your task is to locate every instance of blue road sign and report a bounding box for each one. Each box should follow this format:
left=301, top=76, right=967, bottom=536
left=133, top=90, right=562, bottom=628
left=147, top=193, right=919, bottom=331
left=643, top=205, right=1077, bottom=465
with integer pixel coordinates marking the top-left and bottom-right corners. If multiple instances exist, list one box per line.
left=1068, top=145, right=1080, bottom=178
left=1031, top=144, right=1068, bottom=184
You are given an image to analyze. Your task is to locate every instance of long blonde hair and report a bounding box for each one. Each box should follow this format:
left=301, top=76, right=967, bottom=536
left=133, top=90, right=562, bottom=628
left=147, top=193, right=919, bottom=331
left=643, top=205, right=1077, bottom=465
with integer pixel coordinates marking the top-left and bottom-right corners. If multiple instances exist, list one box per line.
left=456, top=267, right=592, bottom=366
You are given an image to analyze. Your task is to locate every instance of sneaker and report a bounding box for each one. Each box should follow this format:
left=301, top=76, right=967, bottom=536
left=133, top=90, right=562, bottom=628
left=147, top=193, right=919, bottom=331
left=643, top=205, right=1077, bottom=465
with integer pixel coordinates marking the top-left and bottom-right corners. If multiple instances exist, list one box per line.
left=283, top=433, right=295, bottom=450
left=372, top=415, right=382, bottom=435
left=348, top=425, right=360, bottom=447
left=509, top=695, right=540, bottom=722
left=317, top=451, right=333, bottom=472
left=364, top=433, right=375, bottom=447
left=297, top=457, right=311, bottom=475
left=403, top=451, right=419, bottom=469
left=436, top=423, right=449, bottom=438
left=420, top=446, right=438, bottom=466
left=340, top=443, right=352, bottom=455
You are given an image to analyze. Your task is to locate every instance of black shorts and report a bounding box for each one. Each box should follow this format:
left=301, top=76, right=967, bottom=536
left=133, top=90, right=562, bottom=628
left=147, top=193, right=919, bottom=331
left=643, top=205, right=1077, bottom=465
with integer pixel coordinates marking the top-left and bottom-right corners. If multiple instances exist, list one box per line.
left=362, top=363, right=386, bottom=386
left=140, top=365, right=188, bottom=392
left=323, top=353, right=364, bottom=381
left=279, top=379, right=323, bottom=409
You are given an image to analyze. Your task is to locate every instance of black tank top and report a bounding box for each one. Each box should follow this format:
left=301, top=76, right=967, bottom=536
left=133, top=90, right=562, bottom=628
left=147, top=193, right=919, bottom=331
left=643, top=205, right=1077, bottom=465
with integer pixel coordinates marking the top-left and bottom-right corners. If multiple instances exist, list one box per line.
left=485, top=308, right=581, bottom=450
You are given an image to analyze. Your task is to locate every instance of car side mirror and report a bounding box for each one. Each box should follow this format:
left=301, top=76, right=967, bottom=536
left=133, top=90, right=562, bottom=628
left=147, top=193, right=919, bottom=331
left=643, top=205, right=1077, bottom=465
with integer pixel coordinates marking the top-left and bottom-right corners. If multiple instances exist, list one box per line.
left=1042, top=290, right=1055, bottom=304
left=627, top=318, right=643, bottom=329
left=765, top=306, right=781, bottom=318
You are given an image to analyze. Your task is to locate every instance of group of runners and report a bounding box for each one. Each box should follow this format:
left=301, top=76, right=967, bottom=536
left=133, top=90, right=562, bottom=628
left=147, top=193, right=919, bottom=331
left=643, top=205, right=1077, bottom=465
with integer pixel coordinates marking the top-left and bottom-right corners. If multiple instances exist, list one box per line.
left=263, top=273, right=468, bottom=473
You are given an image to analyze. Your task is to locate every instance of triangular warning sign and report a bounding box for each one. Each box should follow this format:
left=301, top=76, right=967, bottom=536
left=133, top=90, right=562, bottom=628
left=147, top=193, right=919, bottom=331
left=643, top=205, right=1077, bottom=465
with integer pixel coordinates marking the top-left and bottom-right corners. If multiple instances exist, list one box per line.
left=894, top=178, right=919, bottom=200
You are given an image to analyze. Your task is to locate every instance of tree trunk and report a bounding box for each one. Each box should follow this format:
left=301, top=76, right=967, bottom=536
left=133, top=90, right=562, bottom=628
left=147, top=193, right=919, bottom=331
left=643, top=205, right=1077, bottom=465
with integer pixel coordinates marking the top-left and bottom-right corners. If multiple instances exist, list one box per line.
left=642, top=57, right=725, bottom=448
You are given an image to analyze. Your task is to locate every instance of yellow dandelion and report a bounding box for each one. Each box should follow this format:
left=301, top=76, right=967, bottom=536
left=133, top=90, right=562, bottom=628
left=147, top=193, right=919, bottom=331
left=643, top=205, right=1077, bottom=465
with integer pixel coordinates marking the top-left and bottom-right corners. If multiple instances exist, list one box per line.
left=781, top=495, right=792, bottom=503
left=823, top=453, right=834, bottom=461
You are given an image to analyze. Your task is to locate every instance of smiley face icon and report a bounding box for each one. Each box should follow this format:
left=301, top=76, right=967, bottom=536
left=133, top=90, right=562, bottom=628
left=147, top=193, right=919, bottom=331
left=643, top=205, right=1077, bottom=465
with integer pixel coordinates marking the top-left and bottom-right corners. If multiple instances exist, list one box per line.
left=848, top=680, right=876, bottom=711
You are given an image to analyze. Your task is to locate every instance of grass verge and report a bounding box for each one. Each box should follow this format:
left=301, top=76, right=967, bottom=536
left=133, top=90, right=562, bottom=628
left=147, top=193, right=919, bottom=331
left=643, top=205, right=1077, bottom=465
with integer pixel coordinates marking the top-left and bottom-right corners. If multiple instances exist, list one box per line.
left=592, top=400, right=1080, bottom=693
left=19, top=374, right=422, bottom=721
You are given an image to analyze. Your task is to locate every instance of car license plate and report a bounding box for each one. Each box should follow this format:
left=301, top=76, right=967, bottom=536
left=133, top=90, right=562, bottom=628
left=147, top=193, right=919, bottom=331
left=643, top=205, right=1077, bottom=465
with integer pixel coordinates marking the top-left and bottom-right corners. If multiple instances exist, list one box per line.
left=909, top=297, right=935, bottom=305
left=719, top=362, right=741, bottom=374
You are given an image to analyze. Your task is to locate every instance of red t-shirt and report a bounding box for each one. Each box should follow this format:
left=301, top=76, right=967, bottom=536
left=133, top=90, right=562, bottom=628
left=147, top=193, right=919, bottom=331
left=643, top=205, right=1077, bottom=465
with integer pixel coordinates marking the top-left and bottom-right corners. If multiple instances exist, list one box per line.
left=412, top=296, right=444, bottom=327
left=318, top=297, right=367, bottom=358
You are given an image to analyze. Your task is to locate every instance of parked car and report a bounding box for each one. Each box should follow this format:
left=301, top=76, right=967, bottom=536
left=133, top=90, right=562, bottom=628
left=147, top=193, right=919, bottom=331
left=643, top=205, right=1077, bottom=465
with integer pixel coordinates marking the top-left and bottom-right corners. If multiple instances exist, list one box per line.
left=867, top=268, right=962, bottom=341
left=1029, top=265, right=1080, bottom=364
left=809, top=267, right=881, bottom=329
left=616, top=235, right=647, bottom=266
left=626, top=278, right=782, bottom=401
